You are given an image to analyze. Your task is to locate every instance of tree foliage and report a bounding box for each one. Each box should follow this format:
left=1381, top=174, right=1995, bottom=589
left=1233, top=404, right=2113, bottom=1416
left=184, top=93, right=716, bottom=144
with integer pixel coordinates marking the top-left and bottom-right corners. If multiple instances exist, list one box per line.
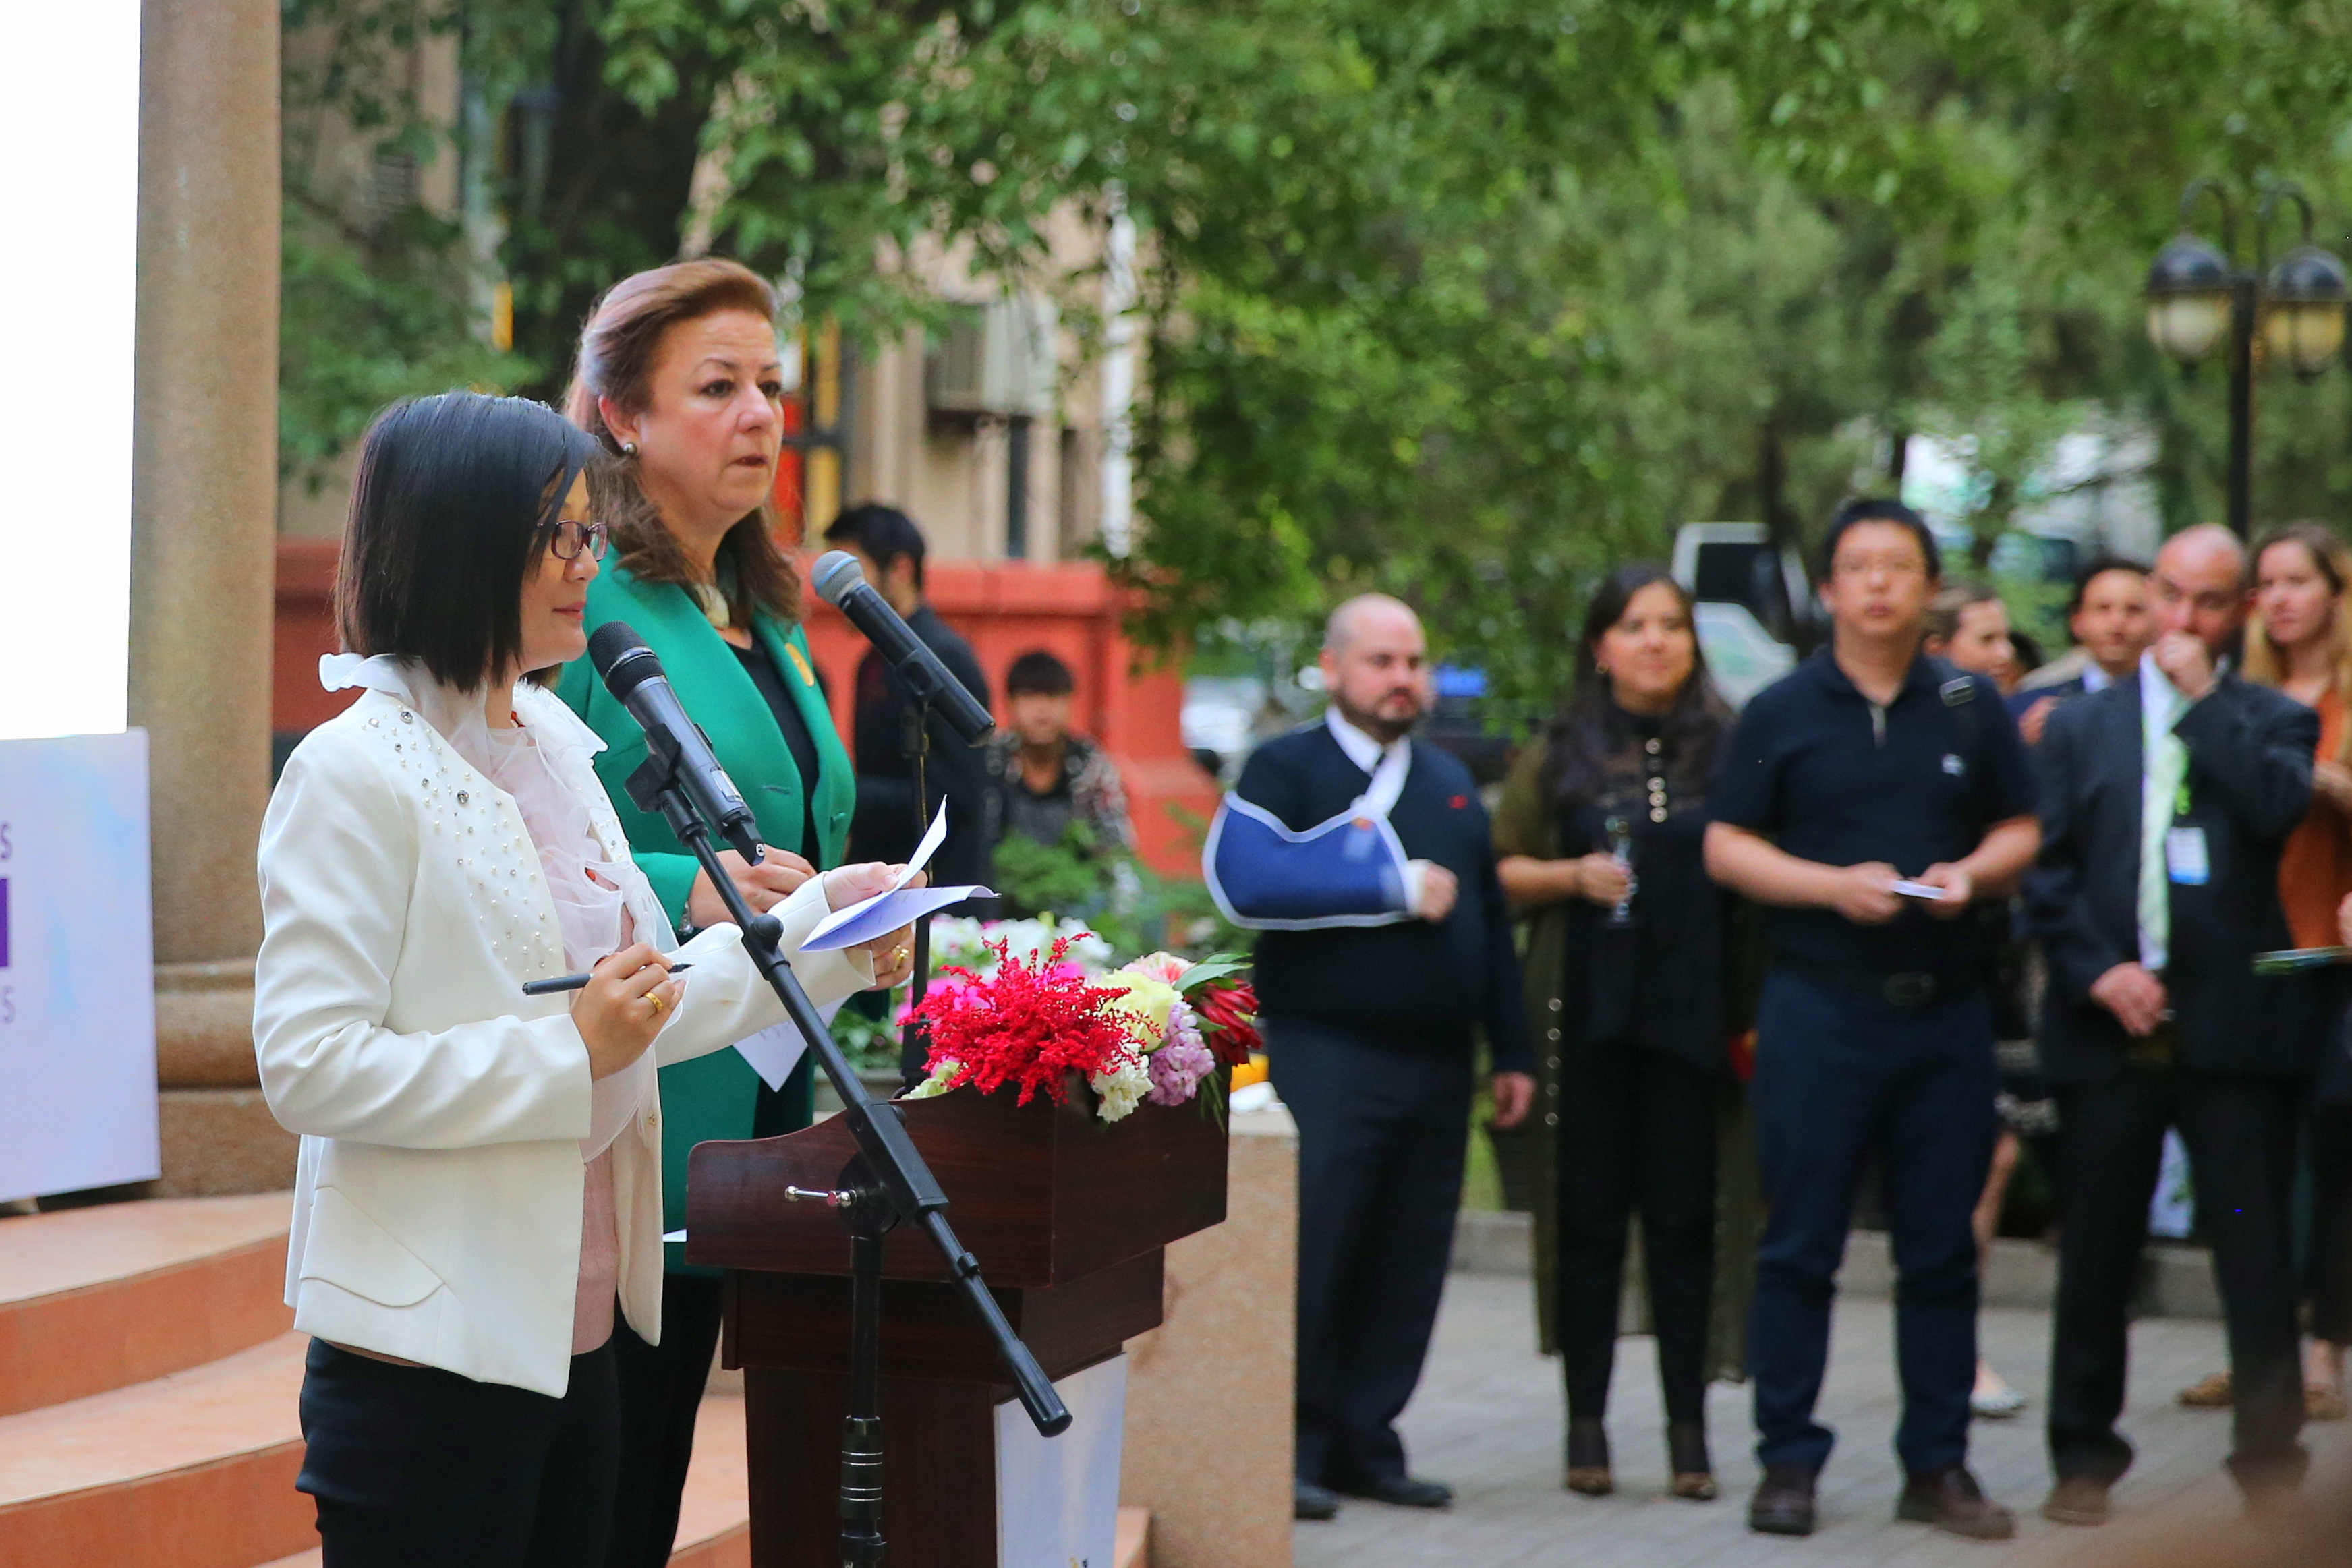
left=280, top=0, right=2352, bottom=695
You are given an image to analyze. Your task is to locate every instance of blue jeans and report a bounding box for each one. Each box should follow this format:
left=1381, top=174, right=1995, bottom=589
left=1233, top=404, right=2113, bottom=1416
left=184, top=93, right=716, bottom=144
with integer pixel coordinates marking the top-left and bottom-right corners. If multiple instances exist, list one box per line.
left=1748, top=969, right=1997, bottom=1476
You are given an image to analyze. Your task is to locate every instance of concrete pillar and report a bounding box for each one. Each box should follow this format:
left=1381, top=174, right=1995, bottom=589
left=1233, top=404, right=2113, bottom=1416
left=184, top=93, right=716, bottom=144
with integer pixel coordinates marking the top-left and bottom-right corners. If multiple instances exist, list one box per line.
left=1120, top=1105, right=1298, bottom=1566
left=130, top=0, right=291, bottom=1196
left=130, top=0, right=280, bottom=966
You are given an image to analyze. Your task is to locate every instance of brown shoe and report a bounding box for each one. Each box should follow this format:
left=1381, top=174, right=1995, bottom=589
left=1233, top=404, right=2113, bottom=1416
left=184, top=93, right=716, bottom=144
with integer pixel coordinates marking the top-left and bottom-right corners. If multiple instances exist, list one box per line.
left=2042, top=1476, right=2111, bottom=1526
left=2178, top=1370, right=2233, bottom=1407
left=1667, top=1420, right=1717, bottom=1501
left=2305, top=1382, right=2347, bottom=1421
left=1564, top=1417, right=1613, bottom=1496
left=1897, top=1466, right=2015, bottom=1540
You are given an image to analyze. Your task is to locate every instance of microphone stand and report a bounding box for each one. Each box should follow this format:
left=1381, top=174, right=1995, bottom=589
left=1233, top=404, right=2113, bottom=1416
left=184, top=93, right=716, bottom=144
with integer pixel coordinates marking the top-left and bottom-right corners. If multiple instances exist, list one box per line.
left=897, top=693, right=935, bottom=1086
left=622, top=748, right=1070, bottom=1568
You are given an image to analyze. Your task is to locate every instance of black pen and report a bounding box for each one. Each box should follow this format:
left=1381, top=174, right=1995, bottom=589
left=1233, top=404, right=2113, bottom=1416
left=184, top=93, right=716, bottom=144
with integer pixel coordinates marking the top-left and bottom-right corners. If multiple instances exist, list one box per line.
left=521, top=962, right=693, bottom=997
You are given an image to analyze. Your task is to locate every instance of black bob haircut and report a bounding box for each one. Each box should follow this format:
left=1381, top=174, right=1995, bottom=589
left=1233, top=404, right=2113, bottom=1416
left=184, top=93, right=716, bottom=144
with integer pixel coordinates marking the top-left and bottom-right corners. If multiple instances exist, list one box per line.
left=337, top=392, right=602, bottom=688
left=824, top=502, right=929, bottom=589
left=1818, top=496, right=1941, bottom=582
left=1005, top=649, right=1077, bottom=698
left=2066, top=552, right=2151, bottom=617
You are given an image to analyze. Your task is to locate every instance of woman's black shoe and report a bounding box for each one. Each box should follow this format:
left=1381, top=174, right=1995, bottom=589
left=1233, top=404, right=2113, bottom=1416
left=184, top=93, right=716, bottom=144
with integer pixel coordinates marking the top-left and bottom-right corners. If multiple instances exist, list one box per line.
left=1294, top=1479, right=1341, bottom=1521
left=1667, top=1420, right=1717, bottom=1500
left=1565, top=1416, right=1613, bottom=1495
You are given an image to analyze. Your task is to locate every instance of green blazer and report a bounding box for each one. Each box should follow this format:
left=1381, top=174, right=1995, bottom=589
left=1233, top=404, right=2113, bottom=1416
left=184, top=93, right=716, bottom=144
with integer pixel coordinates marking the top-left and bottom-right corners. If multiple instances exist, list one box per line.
left=554, top=562, right=855, bottom=1273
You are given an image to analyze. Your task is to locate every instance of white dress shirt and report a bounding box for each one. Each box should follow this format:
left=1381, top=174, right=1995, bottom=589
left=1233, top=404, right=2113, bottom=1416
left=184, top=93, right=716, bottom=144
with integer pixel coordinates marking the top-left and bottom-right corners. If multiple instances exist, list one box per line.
left=2136, top=650, right=2191, bottom=970
left=1323, top=709, right=1430, bottom=908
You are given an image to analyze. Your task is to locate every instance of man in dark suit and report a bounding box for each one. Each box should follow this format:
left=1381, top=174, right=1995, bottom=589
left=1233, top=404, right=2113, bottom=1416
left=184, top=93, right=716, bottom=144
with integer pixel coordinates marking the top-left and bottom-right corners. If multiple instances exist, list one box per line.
left=823, top=503, right=993, bottom=882
left=1235, top=594, right=1535, bottom=1522
left=2010, top=556, right=2152, bottom=747
left=2029, top=523, right=2319, bottom=1523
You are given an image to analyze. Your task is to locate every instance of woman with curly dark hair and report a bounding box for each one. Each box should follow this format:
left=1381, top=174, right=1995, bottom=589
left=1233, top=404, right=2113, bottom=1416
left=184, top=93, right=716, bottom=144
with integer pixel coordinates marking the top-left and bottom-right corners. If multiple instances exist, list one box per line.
left=1493, top=564, right=1750, bottom=1503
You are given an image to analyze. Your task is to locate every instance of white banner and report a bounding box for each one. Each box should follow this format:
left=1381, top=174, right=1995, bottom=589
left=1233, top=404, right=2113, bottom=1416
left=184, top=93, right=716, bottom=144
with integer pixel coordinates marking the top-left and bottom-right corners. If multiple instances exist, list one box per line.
left=996, top=1354, right=1128, bottom=1568
left=0, top=732, right=158, bottom=1202
left=0, top=0, right=139, bottom=740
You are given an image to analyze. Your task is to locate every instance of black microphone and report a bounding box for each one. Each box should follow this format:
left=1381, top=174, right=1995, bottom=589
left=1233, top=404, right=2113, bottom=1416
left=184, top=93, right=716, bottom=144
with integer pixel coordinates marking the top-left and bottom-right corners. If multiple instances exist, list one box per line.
left=811, top=551, right=994, bottom=745
left=587, top=622, right=765, bottom=863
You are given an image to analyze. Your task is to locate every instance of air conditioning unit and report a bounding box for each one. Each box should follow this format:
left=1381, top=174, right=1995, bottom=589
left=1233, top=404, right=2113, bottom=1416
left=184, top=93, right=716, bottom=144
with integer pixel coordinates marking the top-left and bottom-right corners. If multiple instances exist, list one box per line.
left=926, top=296, right=1057, bottom=419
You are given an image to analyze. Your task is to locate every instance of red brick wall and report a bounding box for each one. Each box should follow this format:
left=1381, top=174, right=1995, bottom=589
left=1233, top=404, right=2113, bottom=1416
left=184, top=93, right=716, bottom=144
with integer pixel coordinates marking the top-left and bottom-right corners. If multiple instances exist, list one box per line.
left=272, top=541, right=1217, bottom=877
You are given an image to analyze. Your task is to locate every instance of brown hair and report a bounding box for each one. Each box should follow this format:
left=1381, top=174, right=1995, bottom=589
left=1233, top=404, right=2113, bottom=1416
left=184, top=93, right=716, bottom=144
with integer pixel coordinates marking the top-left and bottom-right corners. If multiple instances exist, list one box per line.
left=563, top=258, right=800, bottom=627
left=1923, top=581, right=2003, bottom=647
left=2243, top=520, right=2352, bottom=763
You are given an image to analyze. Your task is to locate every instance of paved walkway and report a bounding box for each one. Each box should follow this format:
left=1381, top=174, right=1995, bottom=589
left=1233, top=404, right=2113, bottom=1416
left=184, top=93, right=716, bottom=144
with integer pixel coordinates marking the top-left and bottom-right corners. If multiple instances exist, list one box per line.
left=1295, top=1273, right=2351, bottom=1567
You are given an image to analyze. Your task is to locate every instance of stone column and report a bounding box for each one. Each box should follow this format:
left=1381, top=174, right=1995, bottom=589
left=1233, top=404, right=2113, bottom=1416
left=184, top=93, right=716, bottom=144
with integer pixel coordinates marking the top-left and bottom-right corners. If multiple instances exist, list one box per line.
left=130, top=0, right=291, bottom=1196
left=1120, top=1105, right=1298, bottom=1565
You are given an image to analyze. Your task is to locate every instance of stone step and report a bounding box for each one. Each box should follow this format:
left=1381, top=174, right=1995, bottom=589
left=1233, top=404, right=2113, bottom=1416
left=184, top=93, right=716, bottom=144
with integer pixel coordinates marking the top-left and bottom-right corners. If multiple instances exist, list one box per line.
left=0, top=1192, right=293, bottom=1415
left=0, top=1331, right=311, bottom=1567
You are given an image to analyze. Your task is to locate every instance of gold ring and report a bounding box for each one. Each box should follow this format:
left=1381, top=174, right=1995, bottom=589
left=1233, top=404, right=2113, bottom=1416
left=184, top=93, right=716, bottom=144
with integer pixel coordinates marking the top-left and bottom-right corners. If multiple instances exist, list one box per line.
left=891, top=946, right=910, bottom=967
left=646, top=991, right=667, bottom=1018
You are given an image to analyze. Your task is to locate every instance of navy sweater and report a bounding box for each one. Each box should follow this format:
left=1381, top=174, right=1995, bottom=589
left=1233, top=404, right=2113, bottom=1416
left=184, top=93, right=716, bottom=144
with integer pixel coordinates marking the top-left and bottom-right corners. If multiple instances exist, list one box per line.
left=1233, top=725, right=1531, bottom=1070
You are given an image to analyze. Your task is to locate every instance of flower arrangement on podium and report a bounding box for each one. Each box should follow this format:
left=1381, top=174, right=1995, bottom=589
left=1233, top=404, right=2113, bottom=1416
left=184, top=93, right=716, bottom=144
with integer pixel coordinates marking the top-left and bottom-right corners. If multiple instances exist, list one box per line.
left=901, top=921, right=1259, bottom=1125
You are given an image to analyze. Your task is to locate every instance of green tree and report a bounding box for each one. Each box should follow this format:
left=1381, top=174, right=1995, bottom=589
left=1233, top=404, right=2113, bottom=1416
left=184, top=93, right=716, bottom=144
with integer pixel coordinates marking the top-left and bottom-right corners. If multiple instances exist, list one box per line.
left=278, top=0, right=2352, bottom=687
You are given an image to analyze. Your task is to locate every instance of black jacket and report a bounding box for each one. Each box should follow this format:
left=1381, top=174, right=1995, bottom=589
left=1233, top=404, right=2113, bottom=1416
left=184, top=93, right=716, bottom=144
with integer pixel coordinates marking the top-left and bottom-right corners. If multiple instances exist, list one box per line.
left=2026, top=670, right=2318, bottom=1081
left=846, top=603, right=993, bottom=888
left=1236, top=724, right=1530, bottom=1069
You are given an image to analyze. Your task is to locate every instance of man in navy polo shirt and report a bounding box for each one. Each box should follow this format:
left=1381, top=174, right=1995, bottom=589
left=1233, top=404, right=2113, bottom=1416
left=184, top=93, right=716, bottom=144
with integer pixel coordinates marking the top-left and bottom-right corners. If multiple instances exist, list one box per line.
left=1706, top=499, right=2040, bottom=1540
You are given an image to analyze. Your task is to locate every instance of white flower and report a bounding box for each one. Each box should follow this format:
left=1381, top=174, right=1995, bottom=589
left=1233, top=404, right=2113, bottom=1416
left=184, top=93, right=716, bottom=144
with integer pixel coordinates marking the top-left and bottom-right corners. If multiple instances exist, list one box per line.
left=903, top=1058, right=964, bottom=1100
left=927, top=914, right=1113, bottom=978
left=1095, top=972, right=1182, bottom=1048
left=1088, top=1054, right=1151, bottom=1123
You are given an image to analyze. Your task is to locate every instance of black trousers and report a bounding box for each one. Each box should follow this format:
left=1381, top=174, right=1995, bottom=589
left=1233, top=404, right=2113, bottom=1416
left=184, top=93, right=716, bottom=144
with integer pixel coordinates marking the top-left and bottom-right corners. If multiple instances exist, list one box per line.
left=2048, top=1068, right=2305, bottom=1490
left=605, top=1272, right=727, bottom=1568
left=2307, top=1100, right=2352, bottom=1345
left=297, top=1337, right=619, bottom=1568
left=1555, top=1039, right=1717, bottom=1426
left=1268, top=1016, right=1473, bottom=1488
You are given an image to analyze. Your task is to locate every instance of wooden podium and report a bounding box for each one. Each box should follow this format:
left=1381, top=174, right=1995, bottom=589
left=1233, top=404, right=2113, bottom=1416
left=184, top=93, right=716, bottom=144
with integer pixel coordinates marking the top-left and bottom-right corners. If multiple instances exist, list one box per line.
left=685, top=1088, right=1230, bottom=1566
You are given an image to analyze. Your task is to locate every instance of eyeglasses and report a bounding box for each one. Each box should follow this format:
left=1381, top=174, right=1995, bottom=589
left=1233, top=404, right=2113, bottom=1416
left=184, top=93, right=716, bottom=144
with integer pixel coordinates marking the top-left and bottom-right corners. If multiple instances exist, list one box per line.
left=540, top=520, right=612, bottom=561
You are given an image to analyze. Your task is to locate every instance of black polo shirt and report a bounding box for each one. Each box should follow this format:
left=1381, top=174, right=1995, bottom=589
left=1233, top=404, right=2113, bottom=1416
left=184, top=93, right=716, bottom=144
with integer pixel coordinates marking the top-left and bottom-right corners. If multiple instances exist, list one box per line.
left=1711, top=647, right=2034, bottom=978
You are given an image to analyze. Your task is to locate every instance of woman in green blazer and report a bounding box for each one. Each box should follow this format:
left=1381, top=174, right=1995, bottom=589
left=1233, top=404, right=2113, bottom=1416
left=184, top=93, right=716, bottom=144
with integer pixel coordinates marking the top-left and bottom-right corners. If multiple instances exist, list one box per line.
left=557, top=258, right=905, bottom=1568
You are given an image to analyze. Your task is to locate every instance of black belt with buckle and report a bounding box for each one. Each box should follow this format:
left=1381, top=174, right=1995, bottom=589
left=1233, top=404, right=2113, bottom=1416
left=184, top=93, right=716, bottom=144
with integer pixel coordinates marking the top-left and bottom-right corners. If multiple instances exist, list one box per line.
left=1784, top=960, right=1974, bottom=1008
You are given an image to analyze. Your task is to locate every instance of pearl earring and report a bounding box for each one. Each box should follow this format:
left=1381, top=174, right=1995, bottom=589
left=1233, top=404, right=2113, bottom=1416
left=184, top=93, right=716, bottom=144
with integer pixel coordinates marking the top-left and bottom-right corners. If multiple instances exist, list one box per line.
left=621, top=440, right=638, bottom=457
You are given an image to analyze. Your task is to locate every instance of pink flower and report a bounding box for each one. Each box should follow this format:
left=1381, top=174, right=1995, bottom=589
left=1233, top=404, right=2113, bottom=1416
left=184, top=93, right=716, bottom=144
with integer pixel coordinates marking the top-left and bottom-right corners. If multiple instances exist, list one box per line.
left=1145, top=1000, right=1215, bottom=1105
left=1123, top=951, right=1191, bottom=987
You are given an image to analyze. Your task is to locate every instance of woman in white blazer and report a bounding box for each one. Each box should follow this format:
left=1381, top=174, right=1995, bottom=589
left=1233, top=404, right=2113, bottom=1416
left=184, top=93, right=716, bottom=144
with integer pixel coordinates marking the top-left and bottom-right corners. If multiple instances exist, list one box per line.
left=254, top=392, right=915, bottom=1567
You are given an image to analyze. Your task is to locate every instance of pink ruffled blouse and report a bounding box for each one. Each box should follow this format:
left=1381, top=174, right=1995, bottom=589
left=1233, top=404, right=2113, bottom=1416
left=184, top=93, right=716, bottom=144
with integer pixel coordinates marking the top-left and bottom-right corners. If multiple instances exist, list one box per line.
left=477, top=720, right=643, bottom=1356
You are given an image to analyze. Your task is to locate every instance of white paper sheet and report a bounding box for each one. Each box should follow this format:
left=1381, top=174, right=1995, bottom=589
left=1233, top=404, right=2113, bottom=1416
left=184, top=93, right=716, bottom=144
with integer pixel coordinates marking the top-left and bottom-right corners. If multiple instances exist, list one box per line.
left=801, top=800, right=992, bottom=951
left=733, top=995, right=846, bottom=1092
left=801, top=883, right=994, bottom=950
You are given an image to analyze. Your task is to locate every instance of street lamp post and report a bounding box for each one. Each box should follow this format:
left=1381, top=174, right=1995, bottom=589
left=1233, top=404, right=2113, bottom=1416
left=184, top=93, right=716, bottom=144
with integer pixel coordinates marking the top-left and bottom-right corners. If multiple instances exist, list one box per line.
left=2144, top=179, right=2349, bottom=537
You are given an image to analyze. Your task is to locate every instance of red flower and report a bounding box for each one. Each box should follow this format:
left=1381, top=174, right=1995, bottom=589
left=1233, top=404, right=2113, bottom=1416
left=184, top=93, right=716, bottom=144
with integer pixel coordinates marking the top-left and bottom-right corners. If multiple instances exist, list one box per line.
left=1191, top=979, right=1261, bottom=1066
left=909, top=938, right=1140, bottom=1106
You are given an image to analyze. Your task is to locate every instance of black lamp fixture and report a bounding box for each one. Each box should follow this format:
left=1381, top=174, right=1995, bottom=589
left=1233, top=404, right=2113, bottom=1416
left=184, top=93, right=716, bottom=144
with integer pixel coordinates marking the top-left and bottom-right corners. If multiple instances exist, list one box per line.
left=2145, top=179, right=2349, bottom=533
left=2265, top=239, right=2350, bottom=378
left=2144, top=229, right=2233, bottom=366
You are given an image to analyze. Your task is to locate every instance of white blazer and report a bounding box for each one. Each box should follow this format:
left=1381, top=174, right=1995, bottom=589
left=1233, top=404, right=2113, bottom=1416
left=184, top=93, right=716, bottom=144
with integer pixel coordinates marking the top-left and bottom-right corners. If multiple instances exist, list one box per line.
left=254, top=680, right=871, bottom=1397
